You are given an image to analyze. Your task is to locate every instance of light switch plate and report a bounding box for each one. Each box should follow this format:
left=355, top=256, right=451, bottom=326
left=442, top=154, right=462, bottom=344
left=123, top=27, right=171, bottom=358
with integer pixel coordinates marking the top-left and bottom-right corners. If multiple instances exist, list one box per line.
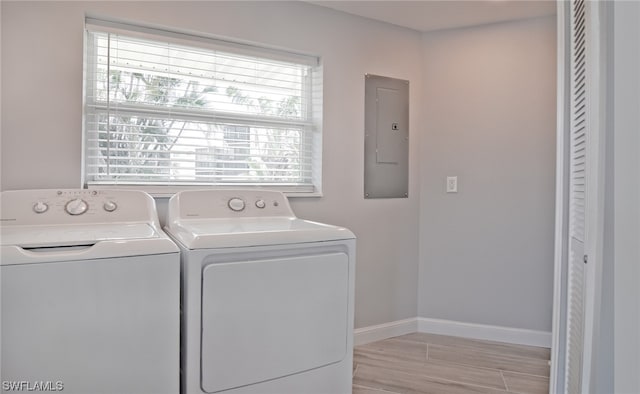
left=446, top=176, right=458, bottom=193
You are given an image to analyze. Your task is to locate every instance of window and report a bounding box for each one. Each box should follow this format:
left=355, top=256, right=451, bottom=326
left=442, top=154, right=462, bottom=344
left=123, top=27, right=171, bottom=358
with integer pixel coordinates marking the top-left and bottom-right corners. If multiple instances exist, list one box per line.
left=83, top=18, right=322, bottom=196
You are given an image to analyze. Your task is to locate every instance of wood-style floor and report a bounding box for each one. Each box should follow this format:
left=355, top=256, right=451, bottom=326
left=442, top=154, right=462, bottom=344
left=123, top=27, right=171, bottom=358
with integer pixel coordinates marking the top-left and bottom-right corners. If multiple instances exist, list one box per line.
left=352, top=333, right=550, bottom=394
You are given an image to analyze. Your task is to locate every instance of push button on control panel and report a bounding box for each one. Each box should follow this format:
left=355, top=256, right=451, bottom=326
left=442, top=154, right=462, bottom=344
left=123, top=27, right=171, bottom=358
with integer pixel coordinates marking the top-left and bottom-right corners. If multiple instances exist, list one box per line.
left=103, top=201, right=118, bottom=212
left=33, top=201, right=49, bottom=214
left=228, top=198, right=246, bottom=212
left=255, top=199, right=266, bottom=209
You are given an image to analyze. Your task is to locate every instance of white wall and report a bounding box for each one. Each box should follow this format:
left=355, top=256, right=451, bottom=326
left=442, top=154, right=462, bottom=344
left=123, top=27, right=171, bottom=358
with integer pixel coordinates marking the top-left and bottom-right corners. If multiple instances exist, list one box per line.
left=613, top=1, right=640, bottom=392
left=0, top=1, right=423, bottom=329
left=1, top=1, right=559, bottom=337
left=419, top=16, right=557, bottom=332
left=595, top=2, right=614, bottom=391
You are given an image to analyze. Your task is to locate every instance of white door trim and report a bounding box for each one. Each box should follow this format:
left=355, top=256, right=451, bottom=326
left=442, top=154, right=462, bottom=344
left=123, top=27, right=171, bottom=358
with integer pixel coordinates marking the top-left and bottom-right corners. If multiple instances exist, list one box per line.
left=551, top=2, right=609, bottom=393
left=581, top=2, right=607, bottom=391
left=550, top=1, right=569, bottom=392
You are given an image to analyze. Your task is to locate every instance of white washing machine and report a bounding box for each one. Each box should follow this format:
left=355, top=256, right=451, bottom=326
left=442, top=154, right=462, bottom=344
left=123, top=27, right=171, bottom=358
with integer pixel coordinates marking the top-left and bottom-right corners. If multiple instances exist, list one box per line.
left=165, top=190, right=356, bottom=394
left=0, top=189, right=180, bottom=394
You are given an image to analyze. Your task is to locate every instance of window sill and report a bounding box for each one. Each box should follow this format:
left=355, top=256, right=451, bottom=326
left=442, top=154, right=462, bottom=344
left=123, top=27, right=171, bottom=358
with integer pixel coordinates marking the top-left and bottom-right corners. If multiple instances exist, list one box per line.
left=86, top=184, right=323, bottom=199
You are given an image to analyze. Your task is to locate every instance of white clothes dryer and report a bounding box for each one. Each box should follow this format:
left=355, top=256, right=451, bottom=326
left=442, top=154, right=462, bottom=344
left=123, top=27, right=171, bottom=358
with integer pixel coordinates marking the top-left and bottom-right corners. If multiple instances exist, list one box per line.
left=165, top=190, right=356, bottom=394
left=0, top=189, right=180, bottom=394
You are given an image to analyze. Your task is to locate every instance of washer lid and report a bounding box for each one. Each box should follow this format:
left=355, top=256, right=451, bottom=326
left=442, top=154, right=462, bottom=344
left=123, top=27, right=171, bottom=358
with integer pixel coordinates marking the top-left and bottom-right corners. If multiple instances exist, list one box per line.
left=1, top=223, right=160, bottom=248
left=1, top=223, right=179, bottom=266
left=1, top=189, right=179, bottom=265
left=166, top=217, right=355, bottom=249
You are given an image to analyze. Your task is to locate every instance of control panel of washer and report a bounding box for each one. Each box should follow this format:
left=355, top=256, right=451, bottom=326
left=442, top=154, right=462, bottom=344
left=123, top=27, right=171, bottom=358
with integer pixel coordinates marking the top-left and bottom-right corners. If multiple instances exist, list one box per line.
left=169, top=190, right=295, bottom=220
left=0, top=189, right=159, bottom=226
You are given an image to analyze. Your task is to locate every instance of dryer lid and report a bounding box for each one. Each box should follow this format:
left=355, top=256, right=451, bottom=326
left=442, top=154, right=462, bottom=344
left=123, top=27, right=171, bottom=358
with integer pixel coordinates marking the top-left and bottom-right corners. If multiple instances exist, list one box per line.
left=166, top=217, right=354, bottom=249
left=164, top=190, right=355, bottom=249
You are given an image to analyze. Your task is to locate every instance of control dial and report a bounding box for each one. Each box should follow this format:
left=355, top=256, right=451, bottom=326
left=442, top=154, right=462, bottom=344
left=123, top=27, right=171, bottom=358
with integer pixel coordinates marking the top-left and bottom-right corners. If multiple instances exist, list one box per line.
left=255, top=199, right=266, bottom=209
left=103, top=201, right=118, bottom=212
left=65, top=198, right=88, bottom=216
left=228, top=198, right=245, bottom=212
left=33, top=201, right=49, bottom=214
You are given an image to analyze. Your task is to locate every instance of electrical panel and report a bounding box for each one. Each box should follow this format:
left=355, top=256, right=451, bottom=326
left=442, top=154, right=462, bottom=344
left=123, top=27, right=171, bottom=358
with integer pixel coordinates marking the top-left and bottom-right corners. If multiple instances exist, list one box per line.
left=364, top=74, right=409, bottom=198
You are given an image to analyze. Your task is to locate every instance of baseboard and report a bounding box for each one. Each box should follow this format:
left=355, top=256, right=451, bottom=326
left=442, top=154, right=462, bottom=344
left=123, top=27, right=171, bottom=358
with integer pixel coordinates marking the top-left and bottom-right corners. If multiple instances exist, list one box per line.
left=417, top=317, right=552, bottom=348
left=354, top=317, right=418, bottom=346
left=353, top=317, right=552, bottom=348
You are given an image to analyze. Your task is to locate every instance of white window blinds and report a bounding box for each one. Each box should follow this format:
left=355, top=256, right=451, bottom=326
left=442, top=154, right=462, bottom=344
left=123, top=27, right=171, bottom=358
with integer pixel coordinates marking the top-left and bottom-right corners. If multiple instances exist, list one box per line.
left=83, top=19, right=322, bottom=195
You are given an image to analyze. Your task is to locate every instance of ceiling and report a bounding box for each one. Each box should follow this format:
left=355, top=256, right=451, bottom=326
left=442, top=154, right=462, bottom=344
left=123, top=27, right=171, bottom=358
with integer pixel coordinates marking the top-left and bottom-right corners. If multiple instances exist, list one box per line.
left=307, top=1, right=556, bottom=33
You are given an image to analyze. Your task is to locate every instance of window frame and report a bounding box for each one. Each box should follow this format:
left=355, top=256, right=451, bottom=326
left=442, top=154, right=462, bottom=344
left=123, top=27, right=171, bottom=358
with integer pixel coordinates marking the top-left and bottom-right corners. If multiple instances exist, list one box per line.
left=81, top=17, right=323, bottom=197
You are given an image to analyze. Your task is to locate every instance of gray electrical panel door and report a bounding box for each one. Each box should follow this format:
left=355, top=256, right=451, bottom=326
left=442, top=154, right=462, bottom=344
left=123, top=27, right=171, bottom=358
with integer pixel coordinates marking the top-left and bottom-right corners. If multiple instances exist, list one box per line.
left=364, top=74, right=409, bottom=198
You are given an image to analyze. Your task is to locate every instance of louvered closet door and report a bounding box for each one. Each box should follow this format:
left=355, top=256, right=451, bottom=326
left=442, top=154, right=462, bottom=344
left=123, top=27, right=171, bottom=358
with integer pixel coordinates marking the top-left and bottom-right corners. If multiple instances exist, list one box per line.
left=565, top=0, right=588, bottom=392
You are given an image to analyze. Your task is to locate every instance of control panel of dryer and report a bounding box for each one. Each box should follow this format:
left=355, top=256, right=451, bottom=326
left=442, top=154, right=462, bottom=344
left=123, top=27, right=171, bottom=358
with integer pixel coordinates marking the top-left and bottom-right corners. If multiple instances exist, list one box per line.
left=0, top=189, right=160, bottom=226
left=168, top=190, right=295, bottom=221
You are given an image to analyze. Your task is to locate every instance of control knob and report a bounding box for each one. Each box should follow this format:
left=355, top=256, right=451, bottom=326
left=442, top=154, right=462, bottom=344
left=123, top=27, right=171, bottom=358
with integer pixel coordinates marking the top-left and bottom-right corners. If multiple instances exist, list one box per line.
left=228, top=198, right=245, bottom=212
left=65, top=198, right=88, bottom=216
